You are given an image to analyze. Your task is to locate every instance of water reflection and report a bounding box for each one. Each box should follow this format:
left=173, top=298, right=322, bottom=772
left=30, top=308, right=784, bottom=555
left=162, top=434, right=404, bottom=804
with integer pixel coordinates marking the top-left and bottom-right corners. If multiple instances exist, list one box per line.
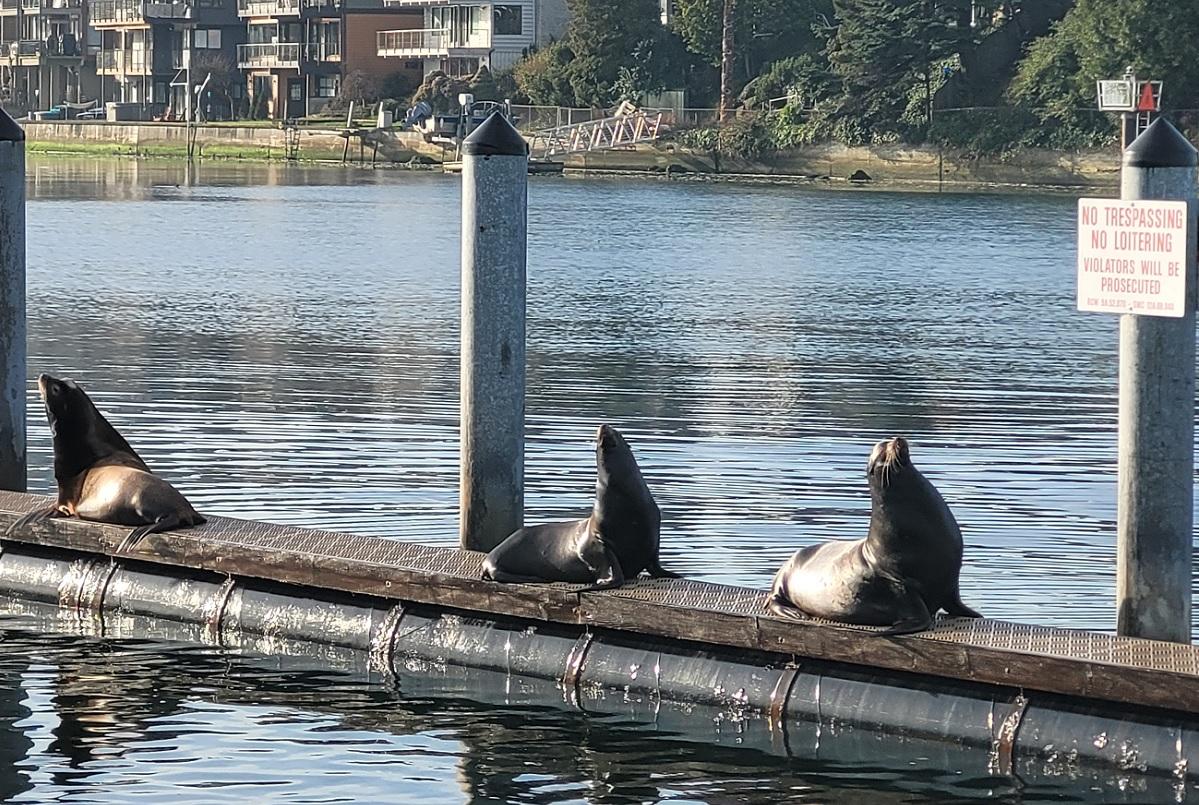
left=0, top=605, right=1186, bottom=805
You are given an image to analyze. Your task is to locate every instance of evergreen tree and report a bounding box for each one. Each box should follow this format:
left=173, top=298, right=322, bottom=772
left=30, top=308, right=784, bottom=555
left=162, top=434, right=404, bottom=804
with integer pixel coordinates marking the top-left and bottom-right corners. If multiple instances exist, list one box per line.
left=1010, top=0, right=1199, bottom=143
left=564, top=0, right=684, bottom=106
left=673, top=0, right=832, bottom=74
left=825, top=0, right=970, bottom=141
left=514, top=0, right=684, bottom=107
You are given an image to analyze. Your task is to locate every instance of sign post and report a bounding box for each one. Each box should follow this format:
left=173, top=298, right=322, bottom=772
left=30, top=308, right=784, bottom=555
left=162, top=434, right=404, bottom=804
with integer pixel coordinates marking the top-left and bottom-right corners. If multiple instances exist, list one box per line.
left=1078, top=118, right=1197, bottom=644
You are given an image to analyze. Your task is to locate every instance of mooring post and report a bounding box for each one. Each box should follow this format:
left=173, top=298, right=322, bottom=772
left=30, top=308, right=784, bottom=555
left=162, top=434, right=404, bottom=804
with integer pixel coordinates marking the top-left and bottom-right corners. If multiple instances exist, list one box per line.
left=0, top=108, right=25, bottom=493
left=1116, top=119, right=1197, bottom=643
left=458, top=111, right=528, bottom=552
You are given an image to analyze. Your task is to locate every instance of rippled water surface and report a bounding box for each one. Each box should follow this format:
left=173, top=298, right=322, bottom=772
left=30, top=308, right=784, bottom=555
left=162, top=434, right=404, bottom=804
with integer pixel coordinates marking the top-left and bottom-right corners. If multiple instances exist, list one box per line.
left=4, top=156, right=1192, bottom=803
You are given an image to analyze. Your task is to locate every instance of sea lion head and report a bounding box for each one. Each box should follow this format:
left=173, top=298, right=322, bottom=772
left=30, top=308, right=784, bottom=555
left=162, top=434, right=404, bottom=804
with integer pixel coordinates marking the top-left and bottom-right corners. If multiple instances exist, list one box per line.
left=594, top=424, right=638, bottom=486
left=867, top=435, right=912, bottom=488
left=592, top=423, right=660, bottom=539
left=38, top=373, right=146, bottom=481
left=39, top=374, right=89, bottom=439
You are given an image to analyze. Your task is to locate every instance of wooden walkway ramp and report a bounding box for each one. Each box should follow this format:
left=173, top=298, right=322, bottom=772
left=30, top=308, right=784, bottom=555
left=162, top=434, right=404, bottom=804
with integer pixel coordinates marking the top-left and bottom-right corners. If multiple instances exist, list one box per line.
left=0, top=490, right=1192, bottom=716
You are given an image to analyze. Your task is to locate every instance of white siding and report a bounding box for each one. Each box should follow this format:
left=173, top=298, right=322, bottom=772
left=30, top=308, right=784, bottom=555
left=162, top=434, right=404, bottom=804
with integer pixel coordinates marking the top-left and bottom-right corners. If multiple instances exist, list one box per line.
left=533, top=0, right=568, bottom=45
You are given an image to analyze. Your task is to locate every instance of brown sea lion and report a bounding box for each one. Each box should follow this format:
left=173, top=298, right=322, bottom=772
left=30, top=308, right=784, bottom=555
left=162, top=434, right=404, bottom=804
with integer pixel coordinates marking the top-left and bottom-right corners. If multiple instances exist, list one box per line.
left=482, top=424, right=679, bottom=590
left=766, top=436, right=981, bottom=636
left=7, top=374, right=205, bottom=551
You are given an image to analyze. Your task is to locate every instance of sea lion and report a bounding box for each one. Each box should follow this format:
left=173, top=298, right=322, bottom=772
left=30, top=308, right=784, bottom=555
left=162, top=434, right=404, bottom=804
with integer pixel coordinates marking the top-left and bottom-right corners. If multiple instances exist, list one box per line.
left=7, top=374, right=206, bottom=551
left=481, top=424, right=679, bottom=589
left=766, top=436, right=981, bottom=636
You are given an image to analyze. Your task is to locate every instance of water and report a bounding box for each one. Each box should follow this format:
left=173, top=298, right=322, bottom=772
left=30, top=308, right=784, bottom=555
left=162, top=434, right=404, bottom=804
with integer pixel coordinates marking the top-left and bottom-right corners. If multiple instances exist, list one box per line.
left=5, top=156, right=1191, bottom=802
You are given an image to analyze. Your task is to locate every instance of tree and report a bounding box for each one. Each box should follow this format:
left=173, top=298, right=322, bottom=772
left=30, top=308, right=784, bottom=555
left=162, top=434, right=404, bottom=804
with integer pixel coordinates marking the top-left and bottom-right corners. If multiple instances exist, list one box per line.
left=513, top=0, right=684, bottom=107
left=718, top=0, right=736, bottom=121
left=673, top=0, right=832, bottom=75
left=1010, top=0, right=1199, bottom=142
left=825, top=0, right=970, bottom=141
left=189, top=50, right=238, bottom=120
left=513, top=41, right=577, bottom=105
left=335, top=70, right=383, bottom=110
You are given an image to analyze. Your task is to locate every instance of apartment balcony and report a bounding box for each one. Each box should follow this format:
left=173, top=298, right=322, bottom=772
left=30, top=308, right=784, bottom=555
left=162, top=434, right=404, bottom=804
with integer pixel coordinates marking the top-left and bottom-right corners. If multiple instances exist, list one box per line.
left=237, top=0, right=296, bottom=16
left=96, top=47, right=154, bottom=74
left=237, top=41, right=299, bottom=69
left=90, top=0, right=193, bottom=26
left=0, top=37, right=83, bottom=64
left=376, top=26, right=488, bottom=58
left=18, top=0, right=83, bottom=12
left=237, top=0, right=337, bottom=17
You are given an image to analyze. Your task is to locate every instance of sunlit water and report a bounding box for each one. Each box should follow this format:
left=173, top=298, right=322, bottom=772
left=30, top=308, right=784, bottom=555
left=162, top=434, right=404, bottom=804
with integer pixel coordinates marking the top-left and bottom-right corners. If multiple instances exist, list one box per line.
left=1, top=156, right=1191, bottom=803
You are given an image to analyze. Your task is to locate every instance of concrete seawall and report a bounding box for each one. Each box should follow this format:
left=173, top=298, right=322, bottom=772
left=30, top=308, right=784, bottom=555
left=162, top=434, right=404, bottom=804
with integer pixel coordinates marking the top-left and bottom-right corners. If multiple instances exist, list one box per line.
left=22, top=120, right=1121, bottom=190
left=568, top=141, right=1122, bottom=191
left=23, top=120, right=444, bottom=164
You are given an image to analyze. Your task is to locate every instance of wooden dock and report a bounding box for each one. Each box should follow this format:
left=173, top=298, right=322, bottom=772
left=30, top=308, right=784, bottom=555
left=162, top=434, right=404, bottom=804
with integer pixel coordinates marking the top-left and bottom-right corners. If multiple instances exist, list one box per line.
left=0, top=490, right=1193, bottom=717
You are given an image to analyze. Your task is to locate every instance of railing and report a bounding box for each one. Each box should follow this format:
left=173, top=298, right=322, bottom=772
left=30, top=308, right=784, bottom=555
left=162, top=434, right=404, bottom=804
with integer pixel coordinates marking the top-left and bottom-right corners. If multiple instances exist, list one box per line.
left=237, top=0, right=296, bottom=15
left=528, top=106, right=666, bottom=158
left=27, top=0, right=84, bottom=10
left=382, top=0, right=448, bottom=4
left=376, top=27, right=489, bottom=57
left=144, top=0, right=192, bottom=17
left=237, top=41, right=299, bottom=67
left=91, top=0, right=190, bottom=22
left=96, top=48, right=152, bottom=74
left=5, top=40, right=41, bottom=58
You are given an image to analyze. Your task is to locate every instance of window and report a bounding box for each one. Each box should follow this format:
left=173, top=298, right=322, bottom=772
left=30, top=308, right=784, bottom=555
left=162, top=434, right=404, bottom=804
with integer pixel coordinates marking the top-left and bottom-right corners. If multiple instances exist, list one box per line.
left=315, top=75, right=338, bottom=97
left=441, top=57, right=479, bottom=77
left=289, top=80, right=303, bottom=101
left=493, top=4, right=522, bottom=35
left=193, top=28, right=222, bottom=49
left=320, top=20, right=339, bottom=56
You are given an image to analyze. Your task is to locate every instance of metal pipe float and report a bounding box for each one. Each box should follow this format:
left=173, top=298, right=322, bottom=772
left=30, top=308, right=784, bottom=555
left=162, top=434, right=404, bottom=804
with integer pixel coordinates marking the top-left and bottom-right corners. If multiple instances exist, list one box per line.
left=0, top=536, right=1196, bottom=787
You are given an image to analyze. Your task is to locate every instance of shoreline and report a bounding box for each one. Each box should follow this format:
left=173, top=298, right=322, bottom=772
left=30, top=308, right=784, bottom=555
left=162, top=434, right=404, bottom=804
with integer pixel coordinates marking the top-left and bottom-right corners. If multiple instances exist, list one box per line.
left=22, top=121, right=1122, bottom=192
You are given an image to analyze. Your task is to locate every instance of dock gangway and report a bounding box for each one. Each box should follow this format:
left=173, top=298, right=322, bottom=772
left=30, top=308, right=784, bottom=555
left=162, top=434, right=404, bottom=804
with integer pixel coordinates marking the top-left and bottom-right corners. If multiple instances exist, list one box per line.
left=527, top=102, right=667, bottom=159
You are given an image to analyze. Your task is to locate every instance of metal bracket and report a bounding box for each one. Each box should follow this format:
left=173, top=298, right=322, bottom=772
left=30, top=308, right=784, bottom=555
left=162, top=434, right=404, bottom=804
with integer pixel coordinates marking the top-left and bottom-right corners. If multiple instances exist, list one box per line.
left=992, top=693, right=1030, bottom=776
left=561, top=630, right=595, bottom=705
left=768, top=664, right=801, bottom=756
left=204, top=575, right=238, bottom=644
left=370, top=603, right=406, bottom=677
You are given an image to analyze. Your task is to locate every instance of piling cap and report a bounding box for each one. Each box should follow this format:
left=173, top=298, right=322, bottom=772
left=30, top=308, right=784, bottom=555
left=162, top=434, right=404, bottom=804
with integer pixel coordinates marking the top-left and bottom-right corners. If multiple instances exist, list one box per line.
left=0, top=106, right=23, bottom=142
left=1124, top=118, right=1196, bottom=168
left=462, top=111, right=528, bottom=157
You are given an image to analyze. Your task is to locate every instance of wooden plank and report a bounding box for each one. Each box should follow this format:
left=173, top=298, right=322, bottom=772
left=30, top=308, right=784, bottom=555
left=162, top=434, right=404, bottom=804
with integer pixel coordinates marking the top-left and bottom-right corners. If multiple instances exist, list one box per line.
left=0, top=495, right=1196, bottom=715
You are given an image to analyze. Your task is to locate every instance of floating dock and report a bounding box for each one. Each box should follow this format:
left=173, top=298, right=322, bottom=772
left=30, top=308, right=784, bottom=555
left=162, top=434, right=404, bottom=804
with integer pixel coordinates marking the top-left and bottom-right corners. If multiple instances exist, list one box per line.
left=0, top=489, right=1195, bottom=788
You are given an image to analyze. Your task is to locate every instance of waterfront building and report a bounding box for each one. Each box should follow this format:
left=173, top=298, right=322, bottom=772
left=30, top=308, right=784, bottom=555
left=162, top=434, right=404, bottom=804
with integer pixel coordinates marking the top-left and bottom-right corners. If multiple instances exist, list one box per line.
left=375, top=0, right=566, bottom=80
left=239, top=0, right=421, bottom=119
left=0, top=0, right=95, bottom=114
left=90, top=0, right=243, bottom=115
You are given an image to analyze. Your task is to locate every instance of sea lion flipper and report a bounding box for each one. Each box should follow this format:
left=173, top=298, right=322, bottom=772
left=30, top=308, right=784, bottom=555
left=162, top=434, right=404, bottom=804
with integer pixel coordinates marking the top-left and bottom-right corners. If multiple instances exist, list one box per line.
left=873, top=588, right=933, bottom=637
left=943, top=590, right=982, bottom=619
left=645, top=560, right=681, bottom=579
left=575, top=547, right=626, bottom=593
left=115, top=512, right=184, bottom=554
left=5, top=504, right=64, bottom=537
left=764, top=594, right=811, bottom=621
